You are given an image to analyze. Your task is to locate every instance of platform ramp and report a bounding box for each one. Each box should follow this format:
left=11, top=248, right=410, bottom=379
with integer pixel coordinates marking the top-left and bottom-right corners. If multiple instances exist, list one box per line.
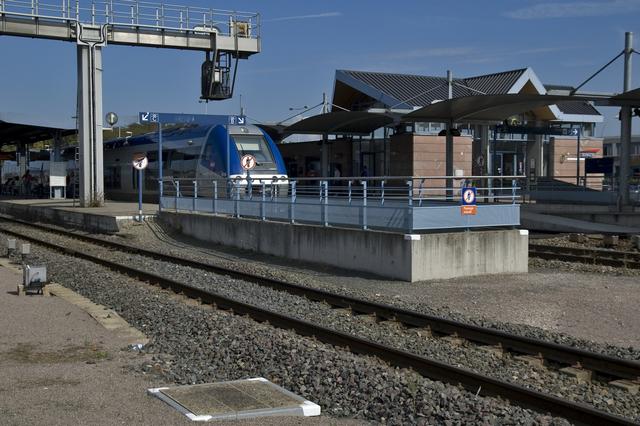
left=521, top=210, right=640, bottom=235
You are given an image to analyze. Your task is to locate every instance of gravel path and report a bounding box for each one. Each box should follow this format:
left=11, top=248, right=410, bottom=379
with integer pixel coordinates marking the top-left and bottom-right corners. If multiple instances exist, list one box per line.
left=1, top=224, right=639, bottom=422
left=0, top=232, right=569, bottom=425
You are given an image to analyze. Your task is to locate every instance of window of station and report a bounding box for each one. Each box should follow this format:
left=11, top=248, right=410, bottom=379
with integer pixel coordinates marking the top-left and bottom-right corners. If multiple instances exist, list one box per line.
left=233, top=135, right=277, bottom=170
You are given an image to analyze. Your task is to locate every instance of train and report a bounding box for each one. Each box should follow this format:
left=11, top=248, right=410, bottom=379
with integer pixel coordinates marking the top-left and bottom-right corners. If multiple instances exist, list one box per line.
left=104, top=123, right=288, bottom=200
left=0, top=123, right=289, bottom=200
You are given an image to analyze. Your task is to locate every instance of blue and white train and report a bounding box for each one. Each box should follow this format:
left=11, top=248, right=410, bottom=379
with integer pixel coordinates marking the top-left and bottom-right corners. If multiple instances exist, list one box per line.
left=103, top=123, right=288, bottom=200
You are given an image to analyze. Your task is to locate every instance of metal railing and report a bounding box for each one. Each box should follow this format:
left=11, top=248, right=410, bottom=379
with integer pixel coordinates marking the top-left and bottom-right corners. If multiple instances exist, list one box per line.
left=0, top=0, right=261, bottom=37
left=526, top=175, right=640, bottom=206
left=159, top=176, right=523, bottom=232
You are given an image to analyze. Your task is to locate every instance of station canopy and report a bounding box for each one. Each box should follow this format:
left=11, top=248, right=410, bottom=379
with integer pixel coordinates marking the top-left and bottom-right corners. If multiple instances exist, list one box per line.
left=283, top=111, right=395, bottom=135
left=0, top=113, right=75, bottom=148
left=402, top=94, right=600, bottom=123
left=600, top=88, right=640, bottom=106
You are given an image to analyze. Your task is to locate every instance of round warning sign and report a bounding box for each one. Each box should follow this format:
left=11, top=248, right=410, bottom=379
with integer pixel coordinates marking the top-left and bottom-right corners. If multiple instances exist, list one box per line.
left=132, top=153, right=148, bottom=170
left=240, top=154, right=257, bottom=171
left=462, top=187, right=476, bottom=205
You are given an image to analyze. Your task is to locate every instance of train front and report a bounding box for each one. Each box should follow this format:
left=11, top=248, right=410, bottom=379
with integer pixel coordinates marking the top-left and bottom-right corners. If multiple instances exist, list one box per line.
left=202, top=124, right=288, bottom=194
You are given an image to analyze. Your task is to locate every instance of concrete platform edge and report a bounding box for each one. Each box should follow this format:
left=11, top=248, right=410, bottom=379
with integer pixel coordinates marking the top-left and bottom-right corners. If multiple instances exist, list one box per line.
left=160, top=211, right=528, bottom=282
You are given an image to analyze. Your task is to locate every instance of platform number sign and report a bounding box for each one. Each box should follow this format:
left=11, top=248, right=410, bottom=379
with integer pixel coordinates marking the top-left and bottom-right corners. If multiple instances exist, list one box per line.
left=228, top=115, right=246, bottom=125
left=241, top=154, right=257, bottom=171
left=461, top=187, right=477, bottom=215
left=139, top=112, right=159, bottom=123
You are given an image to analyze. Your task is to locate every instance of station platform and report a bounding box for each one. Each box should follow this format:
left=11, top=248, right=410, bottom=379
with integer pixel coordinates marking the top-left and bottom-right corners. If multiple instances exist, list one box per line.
left=0, top=198, right=158, bottom=233
left=0, top=260, right=186, bottom=424
left=521, top=204, right=640, bottom=235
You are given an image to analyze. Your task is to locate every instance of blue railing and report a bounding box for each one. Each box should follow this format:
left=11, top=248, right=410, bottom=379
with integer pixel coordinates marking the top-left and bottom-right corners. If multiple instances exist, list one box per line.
left=159, top=176, right=522, bottom=233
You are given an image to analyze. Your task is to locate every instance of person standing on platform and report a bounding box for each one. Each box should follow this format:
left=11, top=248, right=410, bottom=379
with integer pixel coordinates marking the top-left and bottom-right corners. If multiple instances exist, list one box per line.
left=22, top=170, right=32, bottom=197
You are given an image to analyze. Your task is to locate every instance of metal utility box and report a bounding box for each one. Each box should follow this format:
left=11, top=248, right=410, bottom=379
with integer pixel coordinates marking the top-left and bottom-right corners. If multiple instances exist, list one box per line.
left=19, top=265, right=48, bottom=295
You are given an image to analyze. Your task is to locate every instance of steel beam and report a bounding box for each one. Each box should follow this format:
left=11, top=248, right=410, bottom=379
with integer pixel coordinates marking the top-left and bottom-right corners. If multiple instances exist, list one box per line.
left=0, top=15, right=259, bottom=54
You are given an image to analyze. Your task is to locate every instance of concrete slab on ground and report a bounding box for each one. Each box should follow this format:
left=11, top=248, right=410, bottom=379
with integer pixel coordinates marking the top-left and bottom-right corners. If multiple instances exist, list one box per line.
left=150, top=378, right=320, bottom=421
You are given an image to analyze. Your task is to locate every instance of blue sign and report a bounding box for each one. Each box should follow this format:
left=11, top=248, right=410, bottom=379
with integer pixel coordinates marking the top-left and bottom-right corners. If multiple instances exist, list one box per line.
left=461, top=187, right=477, bottom=206
left=139, top=112, right=243, bottom=127
left=139, top=112, right=159, bottom=123
left=228, top=115, right=246, bottom=125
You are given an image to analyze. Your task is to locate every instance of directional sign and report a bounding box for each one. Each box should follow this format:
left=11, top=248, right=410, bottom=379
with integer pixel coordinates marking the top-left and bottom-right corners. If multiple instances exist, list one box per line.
left=228, top=115, right=246, bottom=125
left=139, top=112, right=159, bottom=123
left=132, top=152, right=148, bottom=170
left=240, top=154, right=257, bottom=171
left=461, top=187, right=477, bottom=215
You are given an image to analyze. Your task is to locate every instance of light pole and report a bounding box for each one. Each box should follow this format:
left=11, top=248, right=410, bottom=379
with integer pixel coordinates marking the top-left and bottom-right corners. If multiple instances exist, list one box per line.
left=199, top=99, right=209, bottom=114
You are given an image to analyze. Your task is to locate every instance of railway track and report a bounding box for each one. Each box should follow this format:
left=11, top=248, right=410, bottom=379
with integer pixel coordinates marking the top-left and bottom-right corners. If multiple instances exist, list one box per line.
left=529, top=244, right=640, bottom=269
left=0, top=217, right=639, bottom=424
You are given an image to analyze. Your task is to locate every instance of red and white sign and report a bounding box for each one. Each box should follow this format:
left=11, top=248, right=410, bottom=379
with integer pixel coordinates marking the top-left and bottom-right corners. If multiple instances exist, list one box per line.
left=240, top=154, right=257, bottom=171
left=132, top=152, right=148, bottom=170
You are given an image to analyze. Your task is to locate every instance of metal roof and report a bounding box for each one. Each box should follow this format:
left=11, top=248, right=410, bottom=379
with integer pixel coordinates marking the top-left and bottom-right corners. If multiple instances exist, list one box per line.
left=284, top=111, right=395, bottom=135
left=554, top=101, right=600, bottom=115
left=403, top=94, right=600, bottom=123
left=0, top=112, right=76, bottom=147
left=337, top=68, right=527, bottom=109
left=335, top=69, right=602, bottom=119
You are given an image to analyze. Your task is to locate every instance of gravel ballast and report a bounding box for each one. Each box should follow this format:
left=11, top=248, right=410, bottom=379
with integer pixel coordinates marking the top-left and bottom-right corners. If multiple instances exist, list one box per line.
left=0, top=232, right=572, bottom=425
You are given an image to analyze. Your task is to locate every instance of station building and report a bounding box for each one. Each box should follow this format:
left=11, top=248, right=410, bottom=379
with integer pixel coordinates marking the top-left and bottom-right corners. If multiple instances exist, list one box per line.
left=603, top=135, right=640, bottom=179
left=279, top=68, right=603, bottom=183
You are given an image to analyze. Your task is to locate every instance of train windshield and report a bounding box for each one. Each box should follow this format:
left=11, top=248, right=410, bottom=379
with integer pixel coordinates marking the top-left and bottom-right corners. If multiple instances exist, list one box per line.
left=233, top=135, right=277, bottom=171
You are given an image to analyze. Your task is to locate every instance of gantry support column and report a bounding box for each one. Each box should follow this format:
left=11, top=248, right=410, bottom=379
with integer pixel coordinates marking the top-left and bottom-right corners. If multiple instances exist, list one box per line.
left=76, top=40, right=104, bottom=206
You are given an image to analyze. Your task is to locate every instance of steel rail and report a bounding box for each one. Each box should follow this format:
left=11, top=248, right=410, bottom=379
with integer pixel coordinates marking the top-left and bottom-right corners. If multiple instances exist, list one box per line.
left=0, top=224, right=636, bottom=425
left=530, top=244, right=640, bottom=269
left=1, top=216, right=639, bottom=382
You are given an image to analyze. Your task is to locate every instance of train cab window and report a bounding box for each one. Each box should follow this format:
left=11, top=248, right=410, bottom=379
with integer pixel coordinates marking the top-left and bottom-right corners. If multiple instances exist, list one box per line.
left=233, top=135, right=277, bottom=171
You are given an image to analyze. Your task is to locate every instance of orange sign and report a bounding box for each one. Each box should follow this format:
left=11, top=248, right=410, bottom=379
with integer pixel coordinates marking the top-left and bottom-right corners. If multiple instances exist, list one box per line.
left=461, top=205, right=477, bottom=215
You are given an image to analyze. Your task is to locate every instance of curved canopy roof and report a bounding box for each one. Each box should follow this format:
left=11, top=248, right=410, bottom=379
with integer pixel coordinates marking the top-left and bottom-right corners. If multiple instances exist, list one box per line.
left=402, top=94, right=599, bottom=123
left=0, top=112, right=75, bottom=147
left=284, top=111, right=395, bottom=135
left=602, top=88, right=640, bottom=106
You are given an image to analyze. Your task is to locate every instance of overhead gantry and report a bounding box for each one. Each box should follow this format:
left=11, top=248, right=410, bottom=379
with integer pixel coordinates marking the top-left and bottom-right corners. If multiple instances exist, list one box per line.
left=0, top=0, right=261, bottom=205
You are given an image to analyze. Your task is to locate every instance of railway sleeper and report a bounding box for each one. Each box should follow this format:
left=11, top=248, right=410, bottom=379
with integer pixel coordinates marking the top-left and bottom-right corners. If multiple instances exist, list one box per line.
left=514, top=354, right=546, bottom=369
left=609, top=379, right=640, bottom=394
left=559, top=366, right=593, bottom=384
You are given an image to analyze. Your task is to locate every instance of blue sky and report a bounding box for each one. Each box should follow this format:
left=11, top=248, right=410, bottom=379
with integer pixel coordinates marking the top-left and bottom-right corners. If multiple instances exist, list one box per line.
left=1, top=0, right=639, bottom=136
